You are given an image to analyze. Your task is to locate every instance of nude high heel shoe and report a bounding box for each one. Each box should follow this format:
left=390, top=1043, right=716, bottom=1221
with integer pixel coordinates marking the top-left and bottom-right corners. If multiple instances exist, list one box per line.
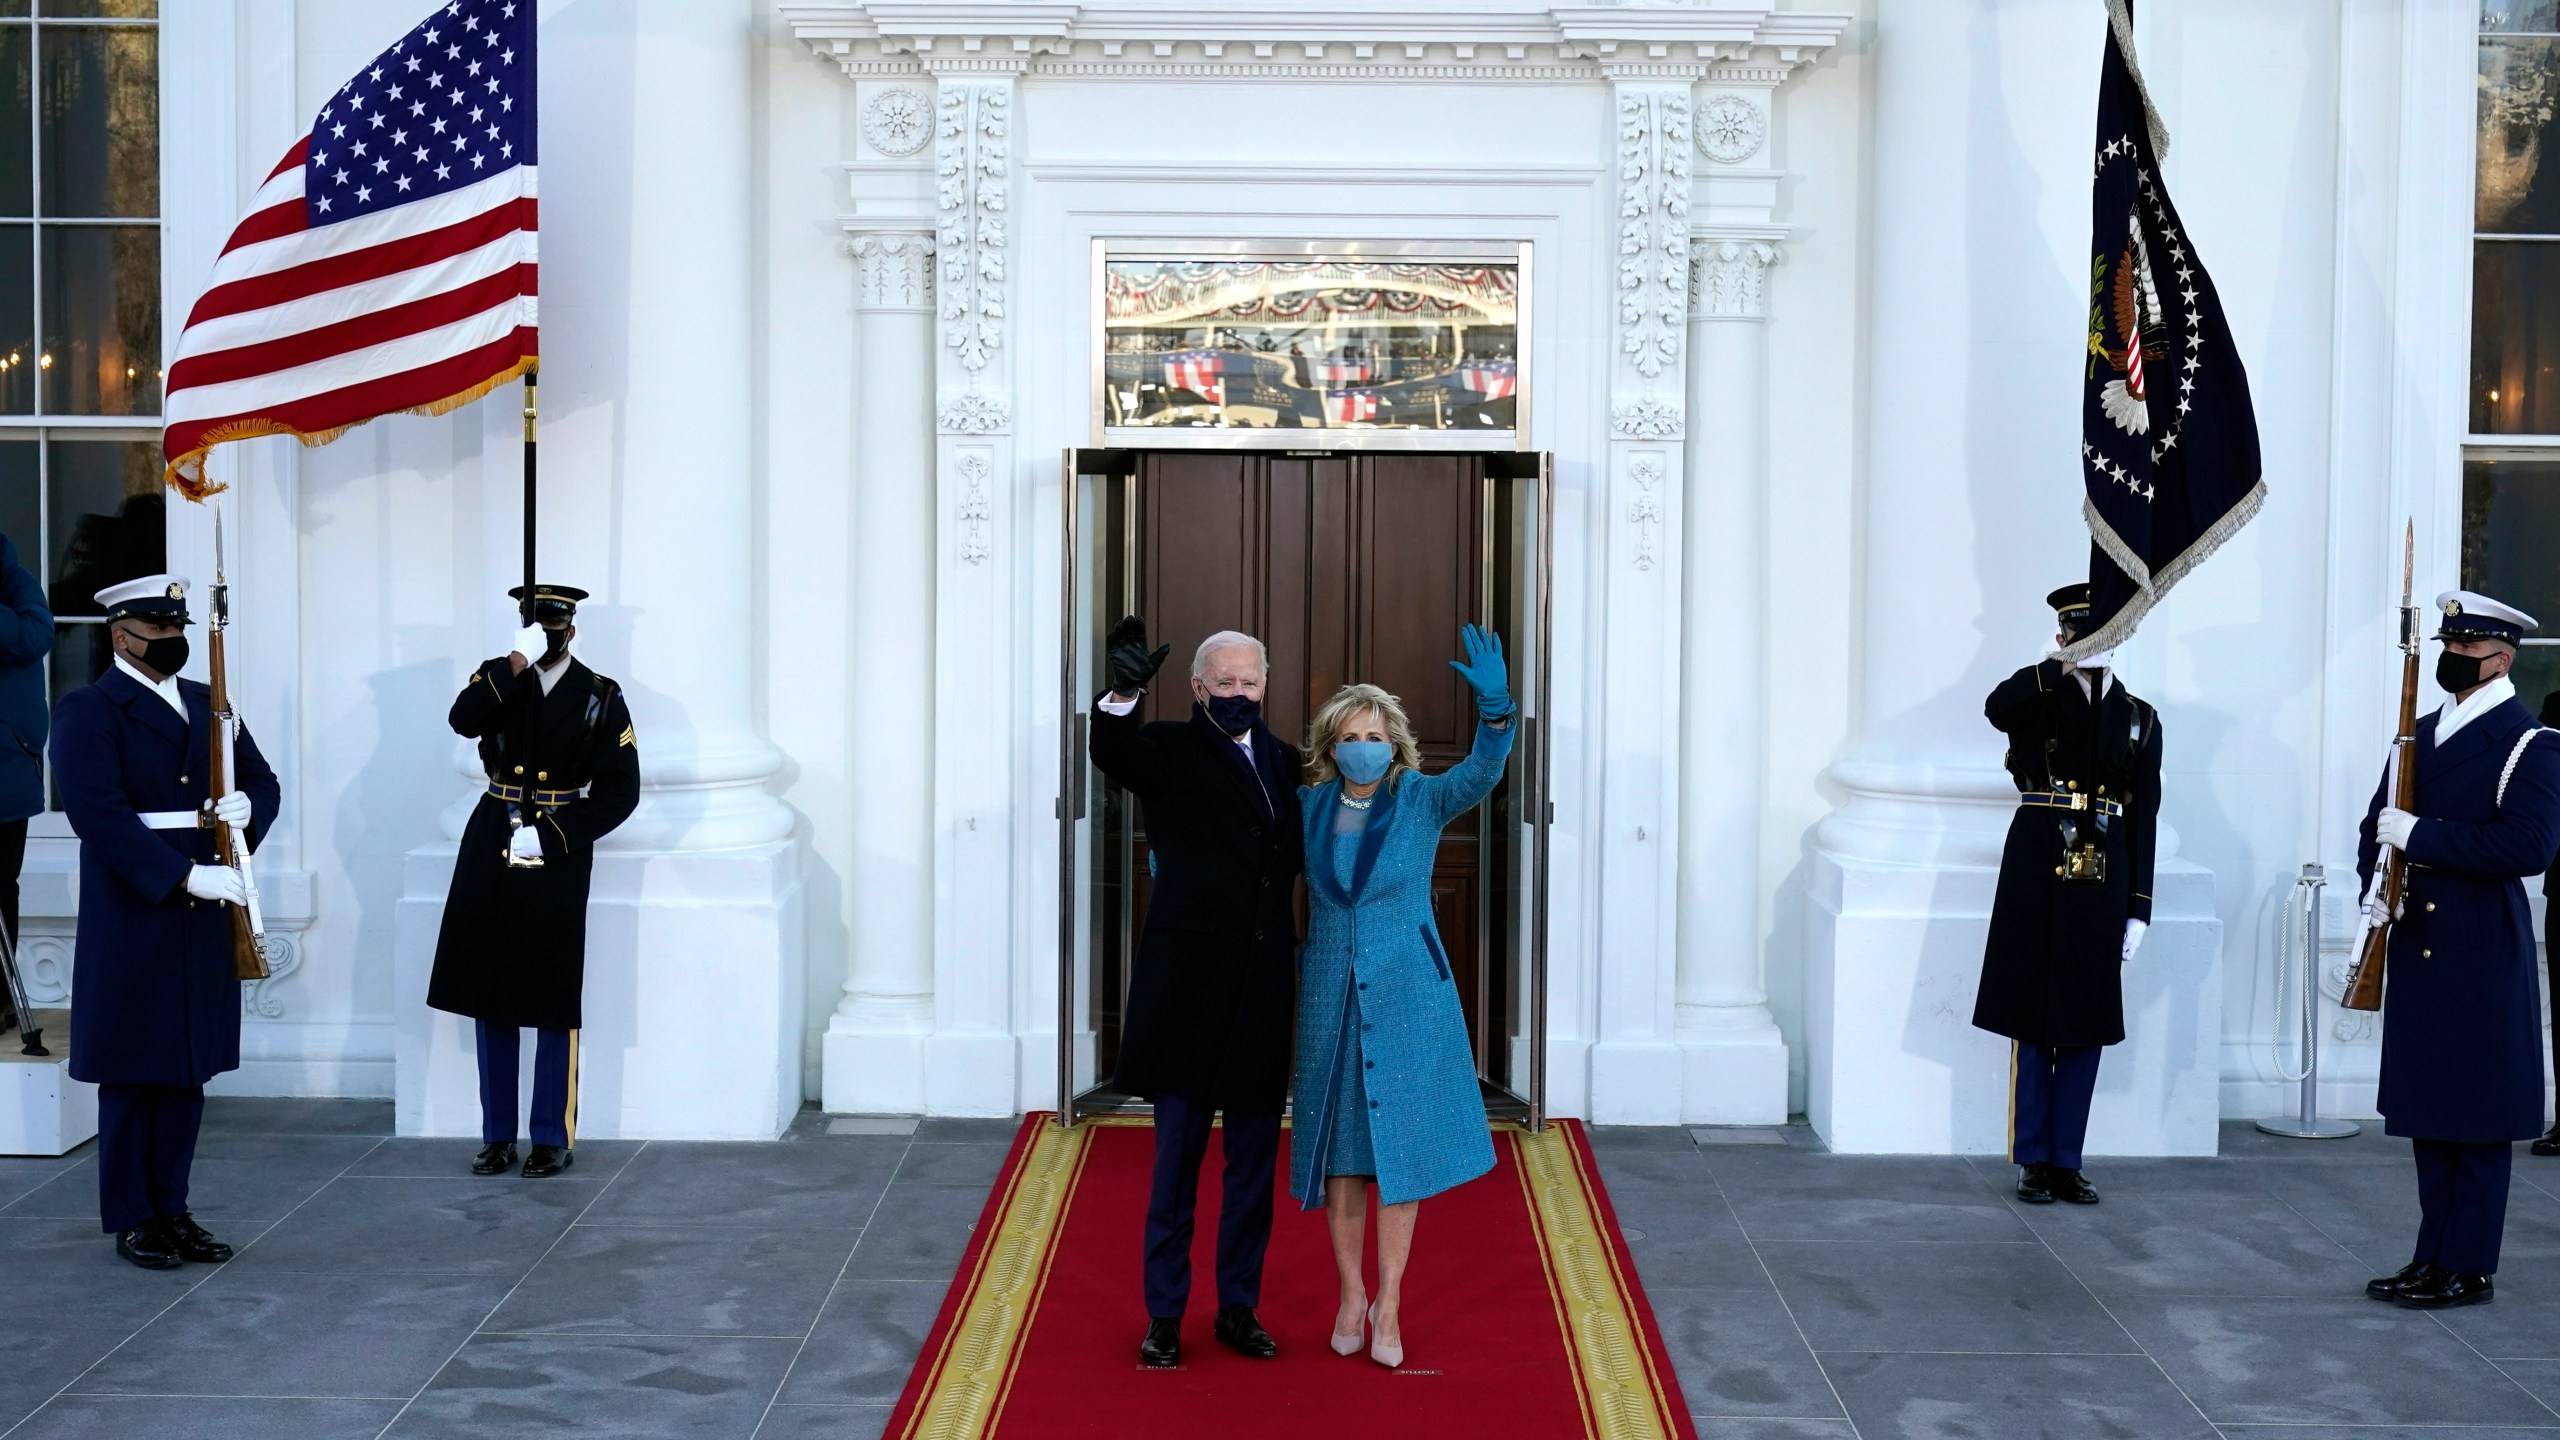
left=1367, top=1302, right=1402, bottom=1369
left=1330, top=1298, right=1366, bottom=1357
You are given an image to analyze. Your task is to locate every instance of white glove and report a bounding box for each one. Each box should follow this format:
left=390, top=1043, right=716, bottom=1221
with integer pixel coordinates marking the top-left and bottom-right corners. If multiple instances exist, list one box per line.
left=2365, top=888, right=2397, bottom=929
left=2376, top=807, right=2419, bottom=852
left=184, top=864, right=247, bottom=906
left=509, top=824, right=544, bottom=861
left=211, top=790, right=253, bottom=828
left=2121, top=918, right=2147, bottom=962
left=510, top=624, right=549, bottom=664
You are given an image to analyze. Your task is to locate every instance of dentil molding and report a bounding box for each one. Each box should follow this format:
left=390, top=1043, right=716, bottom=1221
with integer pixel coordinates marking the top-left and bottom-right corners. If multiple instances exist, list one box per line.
left=783, top=5, right=1848, bottom=83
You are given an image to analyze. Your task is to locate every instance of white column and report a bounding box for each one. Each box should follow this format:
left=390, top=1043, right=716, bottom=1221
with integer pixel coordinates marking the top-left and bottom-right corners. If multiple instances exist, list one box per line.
left=1675, top=234, right=1789, bottom=1124
left=824, top=231, right=938, bottom=1113
left=1800, top=0, right=2219, bottom=1155
left=396, top=0, right=807, bottom=1141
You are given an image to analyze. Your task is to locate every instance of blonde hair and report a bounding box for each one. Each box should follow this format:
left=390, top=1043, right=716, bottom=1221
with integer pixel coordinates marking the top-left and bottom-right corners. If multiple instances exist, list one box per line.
left=1304, top=683, right=1424, bottom=787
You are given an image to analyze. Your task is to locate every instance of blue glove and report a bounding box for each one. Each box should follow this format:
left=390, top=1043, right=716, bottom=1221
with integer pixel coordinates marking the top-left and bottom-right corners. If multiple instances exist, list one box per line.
left=1449, top=623, right=1512, bottom=719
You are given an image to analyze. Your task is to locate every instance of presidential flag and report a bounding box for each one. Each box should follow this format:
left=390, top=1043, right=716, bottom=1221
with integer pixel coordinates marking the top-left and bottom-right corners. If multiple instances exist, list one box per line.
left=2062, top=0, right=2262, bottom=659
left=163, top=0, right=537, bottom=498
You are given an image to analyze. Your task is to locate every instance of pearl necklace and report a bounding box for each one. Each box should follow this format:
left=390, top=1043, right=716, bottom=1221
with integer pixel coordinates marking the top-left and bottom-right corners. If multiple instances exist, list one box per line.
left=1340, top=791, right=1375, bottom=810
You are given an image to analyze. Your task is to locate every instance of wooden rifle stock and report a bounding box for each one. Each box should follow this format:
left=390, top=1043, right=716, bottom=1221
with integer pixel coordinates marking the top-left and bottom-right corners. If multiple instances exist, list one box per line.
left=2343, top=622, right=2423, bottom=1012
left=206, top=613, right=268, bottom=981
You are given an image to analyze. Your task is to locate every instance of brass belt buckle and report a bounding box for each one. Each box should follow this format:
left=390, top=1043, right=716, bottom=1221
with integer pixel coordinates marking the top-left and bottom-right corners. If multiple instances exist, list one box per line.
left=2062, top=843, right=2105, bottom=882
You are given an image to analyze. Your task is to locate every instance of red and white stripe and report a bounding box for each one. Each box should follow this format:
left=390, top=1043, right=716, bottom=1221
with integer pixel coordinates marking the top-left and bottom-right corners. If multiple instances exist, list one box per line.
left=162, top=138, right=538, bottom=495
left=1327, top=390, right=1379, bottom=423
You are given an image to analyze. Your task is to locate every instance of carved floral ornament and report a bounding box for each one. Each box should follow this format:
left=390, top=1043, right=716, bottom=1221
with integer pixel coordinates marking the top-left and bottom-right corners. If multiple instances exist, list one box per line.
left=1690, top=236, right=1779, bottom=320
left=861, top=84, right=931, bottom=156
left=1696, top=93, right=1767, bottom=164
left=847, top=232, right=934, bottom=310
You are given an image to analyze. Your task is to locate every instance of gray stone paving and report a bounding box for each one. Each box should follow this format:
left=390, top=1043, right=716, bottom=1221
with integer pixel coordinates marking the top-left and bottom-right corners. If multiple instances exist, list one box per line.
left=8, top=1103, right=2560, bottom=1437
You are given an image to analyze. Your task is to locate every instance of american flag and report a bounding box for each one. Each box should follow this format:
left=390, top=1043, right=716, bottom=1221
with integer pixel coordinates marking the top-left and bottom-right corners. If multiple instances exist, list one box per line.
left=162, top=0, right=538, bottom=497
left=1456, top=360, right=1515, bottom=400
left=1162, top=349, right=1224, bottom=395
left=1326, top=390, right=1380, bottom=424
left=1311, top=357, right=1373, bottom=384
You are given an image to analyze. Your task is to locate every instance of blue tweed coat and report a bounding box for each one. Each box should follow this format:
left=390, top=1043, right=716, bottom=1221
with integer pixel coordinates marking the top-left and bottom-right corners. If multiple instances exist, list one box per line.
left=1291, top=717, right=1513, bottom=1209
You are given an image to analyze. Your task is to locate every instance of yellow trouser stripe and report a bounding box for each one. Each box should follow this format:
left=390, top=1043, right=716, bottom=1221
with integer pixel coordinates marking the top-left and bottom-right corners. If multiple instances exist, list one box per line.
left=564, top=1030, right=579, bottom=1149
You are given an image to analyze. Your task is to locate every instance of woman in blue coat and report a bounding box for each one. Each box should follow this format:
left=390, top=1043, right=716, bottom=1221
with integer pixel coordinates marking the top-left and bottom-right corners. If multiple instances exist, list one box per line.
left=1293, top=624, right=1513, bottom=1368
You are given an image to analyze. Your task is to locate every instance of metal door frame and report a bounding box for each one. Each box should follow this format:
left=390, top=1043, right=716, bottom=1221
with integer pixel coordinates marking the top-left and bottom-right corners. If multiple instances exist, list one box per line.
left=1055, top=447, right=1552, bottom=1130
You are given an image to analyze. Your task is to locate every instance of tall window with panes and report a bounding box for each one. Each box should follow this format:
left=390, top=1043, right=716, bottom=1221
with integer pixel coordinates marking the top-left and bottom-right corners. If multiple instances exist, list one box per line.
left=2473, top=3, right=2560, bottom=703
left=0, top=0, right=160, bottom=815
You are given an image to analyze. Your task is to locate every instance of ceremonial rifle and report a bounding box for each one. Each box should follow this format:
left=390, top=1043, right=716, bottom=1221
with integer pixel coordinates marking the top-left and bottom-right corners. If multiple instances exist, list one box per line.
left=207, top=510, right=270, bottom=981
left=2343, top=520, right=2419, bottom=1012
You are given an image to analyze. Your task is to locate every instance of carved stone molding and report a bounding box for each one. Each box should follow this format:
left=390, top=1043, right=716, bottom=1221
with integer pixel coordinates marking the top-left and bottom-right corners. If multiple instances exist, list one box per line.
left=1611, top=397, right=1684, bottom=439
left=244, top=931, right=303, bottom=1020
left=18, top=931, right=69, bottom=1005
left=1696, top=93, right=1767, bottom=164
left=1615, top=87, right=1691, bottom=383
left=938, top=391, right=1010, bottom=434
left=1690, top=236, right=1779, bottom=321
left=784, top=7, right=1849, bottom=86
left=935, top=81, right=1010, bottom=381
left=848, top=231, right=935, bottom=311
left=1628, top=452, right=1666, bottom=571
left=957, top=452, right=993, bottom=565
left=861, top=84, right=932, bottom=156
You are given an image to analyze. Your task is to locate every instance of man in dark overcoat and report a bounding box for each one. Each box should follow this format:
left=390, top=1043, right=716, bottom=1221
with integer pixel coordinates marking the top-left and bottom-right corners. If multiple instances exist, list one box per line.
left=427, top=585, right=639, bottom=1179
left=1090, top=615, right=1302, bottom=1368
left=52, top=575, right=279, bottom=1268
left=1973, top=583, right=2161, bottom=1206
left=2357, top=590, right=2560, bottom=1310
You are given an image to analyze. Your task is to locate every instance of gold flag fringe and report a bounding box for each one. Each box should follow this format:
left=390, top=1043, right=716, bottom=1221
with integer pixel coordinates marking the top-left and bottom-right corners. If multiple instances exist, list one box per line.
left=161, top=354, right=538, bottom=503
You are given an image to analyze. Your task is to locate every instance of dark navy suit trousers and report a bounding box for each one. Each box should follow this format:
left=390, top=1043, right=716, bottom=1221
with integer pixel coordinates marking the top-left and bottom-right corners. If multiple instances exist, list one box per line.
left=1144, top=1093, right=1279, bottom=1320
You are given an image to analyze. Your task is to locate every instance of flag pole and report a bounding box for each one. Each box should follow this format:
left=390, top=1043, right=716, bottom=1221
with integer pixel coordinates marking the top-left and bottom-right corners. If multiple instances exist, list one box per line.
left=521, top=369, right=538, bottom=624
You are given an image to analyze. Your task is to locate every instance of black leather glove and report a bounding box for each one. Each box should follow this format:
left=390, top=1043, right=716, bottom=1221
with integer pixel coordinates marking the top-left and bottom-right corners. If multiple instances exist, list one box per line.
left=1106, top=615, right=1171, bottom=697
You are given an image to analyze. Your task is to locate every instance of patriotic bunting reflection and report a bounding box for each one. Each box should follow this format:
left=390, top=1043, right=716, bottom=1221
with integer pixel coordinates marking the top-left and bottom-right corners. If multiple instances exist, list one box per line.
left=1327, top=390, right=1380, bottom=424
left=1456, top=360, right=1516, bottom=400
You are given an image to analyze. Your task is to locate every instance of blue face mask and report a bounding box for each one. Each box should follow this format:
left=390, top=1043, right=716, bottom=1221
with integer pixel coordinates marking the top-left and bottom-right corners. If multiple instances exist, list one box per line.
left=1335, top=740, right=1393, bottom=786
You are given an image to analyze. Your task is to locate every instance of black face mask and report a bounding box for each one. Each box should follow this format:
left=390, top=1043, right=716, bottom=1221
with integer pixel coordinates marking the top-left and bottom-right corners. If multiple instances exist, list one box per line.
left=1202, top=693, right=1261, bottom=736
left=2437, top=647, right=2502, bottom=696
left=540, top=625, right=570, bottom=663
left=127, top=633, right=188, bottom=678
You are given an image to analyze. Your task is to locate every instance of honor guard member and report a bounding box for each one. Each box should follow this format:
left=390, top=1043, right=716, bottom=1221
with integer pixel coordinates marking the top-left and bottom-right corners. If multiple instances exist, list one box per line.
left=426, top=585, right=639, bottom=1178
left=52, top=576, right=279, bottom=1268
left=2357, top=591, right=2560, bottom=1310
left=2541, top=678, right=2560, bottom=1158
left=1973, top=584, right=2162, bottom=1206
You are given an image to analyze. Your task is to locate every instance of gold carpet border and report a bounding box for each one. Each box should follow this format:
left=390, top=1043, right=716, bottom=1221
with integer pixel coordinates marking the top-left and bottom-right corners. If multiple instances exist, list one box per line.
left=899, top=1119, right=1092, bottom=1440
left=1515, top=1125, right=1679, bottom=1440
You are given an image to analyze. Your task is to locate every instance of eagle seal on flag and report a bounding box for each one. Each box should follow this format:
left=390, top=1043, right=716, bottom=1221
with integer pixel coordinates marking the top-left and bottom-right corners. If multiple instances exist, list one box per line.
left=2061, top=0, right=2263, bottom=660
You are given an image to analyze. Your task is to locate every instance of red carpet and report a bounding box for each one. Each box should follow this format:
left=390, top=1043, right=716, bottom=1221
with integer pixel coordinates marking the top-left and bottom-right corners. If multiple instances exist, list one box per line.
left=884, top=1115, right=1695, bottom=1439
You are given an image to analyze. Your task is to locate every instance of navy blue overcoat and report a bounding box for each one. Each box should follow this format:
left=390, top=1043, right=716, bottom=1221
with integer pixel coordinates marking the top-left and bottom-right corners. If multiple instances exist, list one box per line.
left=52, top=666, right=279, bottom=1087
left=0, top=533, right=51, bottom=823
left=1291, top=717, right=1511, bottom=1210
left=2357, top=692, right=2560, bottom=1143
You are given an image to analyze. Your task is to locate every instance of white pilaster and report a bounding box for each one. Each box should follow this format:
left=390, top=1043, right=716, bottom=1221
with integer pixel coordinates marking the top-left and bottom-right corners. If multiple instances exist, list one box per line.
left=1676, top=232, right=1788, bottom=1124
left=823, top=230, right=939, bottom=1113
left=396, top=0, right=805, bottom=1140
left=1587, top=75, right=1693, bottom=1123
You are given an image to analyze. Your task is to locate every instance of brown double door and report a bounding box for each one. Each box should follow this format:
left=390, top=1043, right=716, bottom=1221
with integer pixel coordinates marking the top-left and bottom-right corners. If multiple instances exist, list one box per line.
left=1093, top=450, right=1501, bottom=1085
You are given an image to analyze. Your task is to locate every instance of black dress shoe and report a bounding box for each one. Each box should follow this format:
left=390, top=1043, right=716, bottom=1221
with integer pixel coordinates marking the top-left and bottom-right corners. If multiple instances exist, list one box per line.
left=2016, top=1163, right=2057, bottom=1204
left=1138, top=1317, right=1181, bottom=1368
left=1214, top=1305, right=1279, bottom=1358
left=470, top=1142, right=519, bottom=1176
left=162, top=1214, right=233, bottom=1263
left=2535, top=1127, right=2560, bottom=1157
left=115, top=1224, right=182, bottom=1270
left=2367, top=1261, right=2435, bottom=1301
left=520, top=1144, right=572, bottom=1178
left=2050, top=1168, right=2101, bottom=1205
left=2399, top=1269, right=2495, bottom=1309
